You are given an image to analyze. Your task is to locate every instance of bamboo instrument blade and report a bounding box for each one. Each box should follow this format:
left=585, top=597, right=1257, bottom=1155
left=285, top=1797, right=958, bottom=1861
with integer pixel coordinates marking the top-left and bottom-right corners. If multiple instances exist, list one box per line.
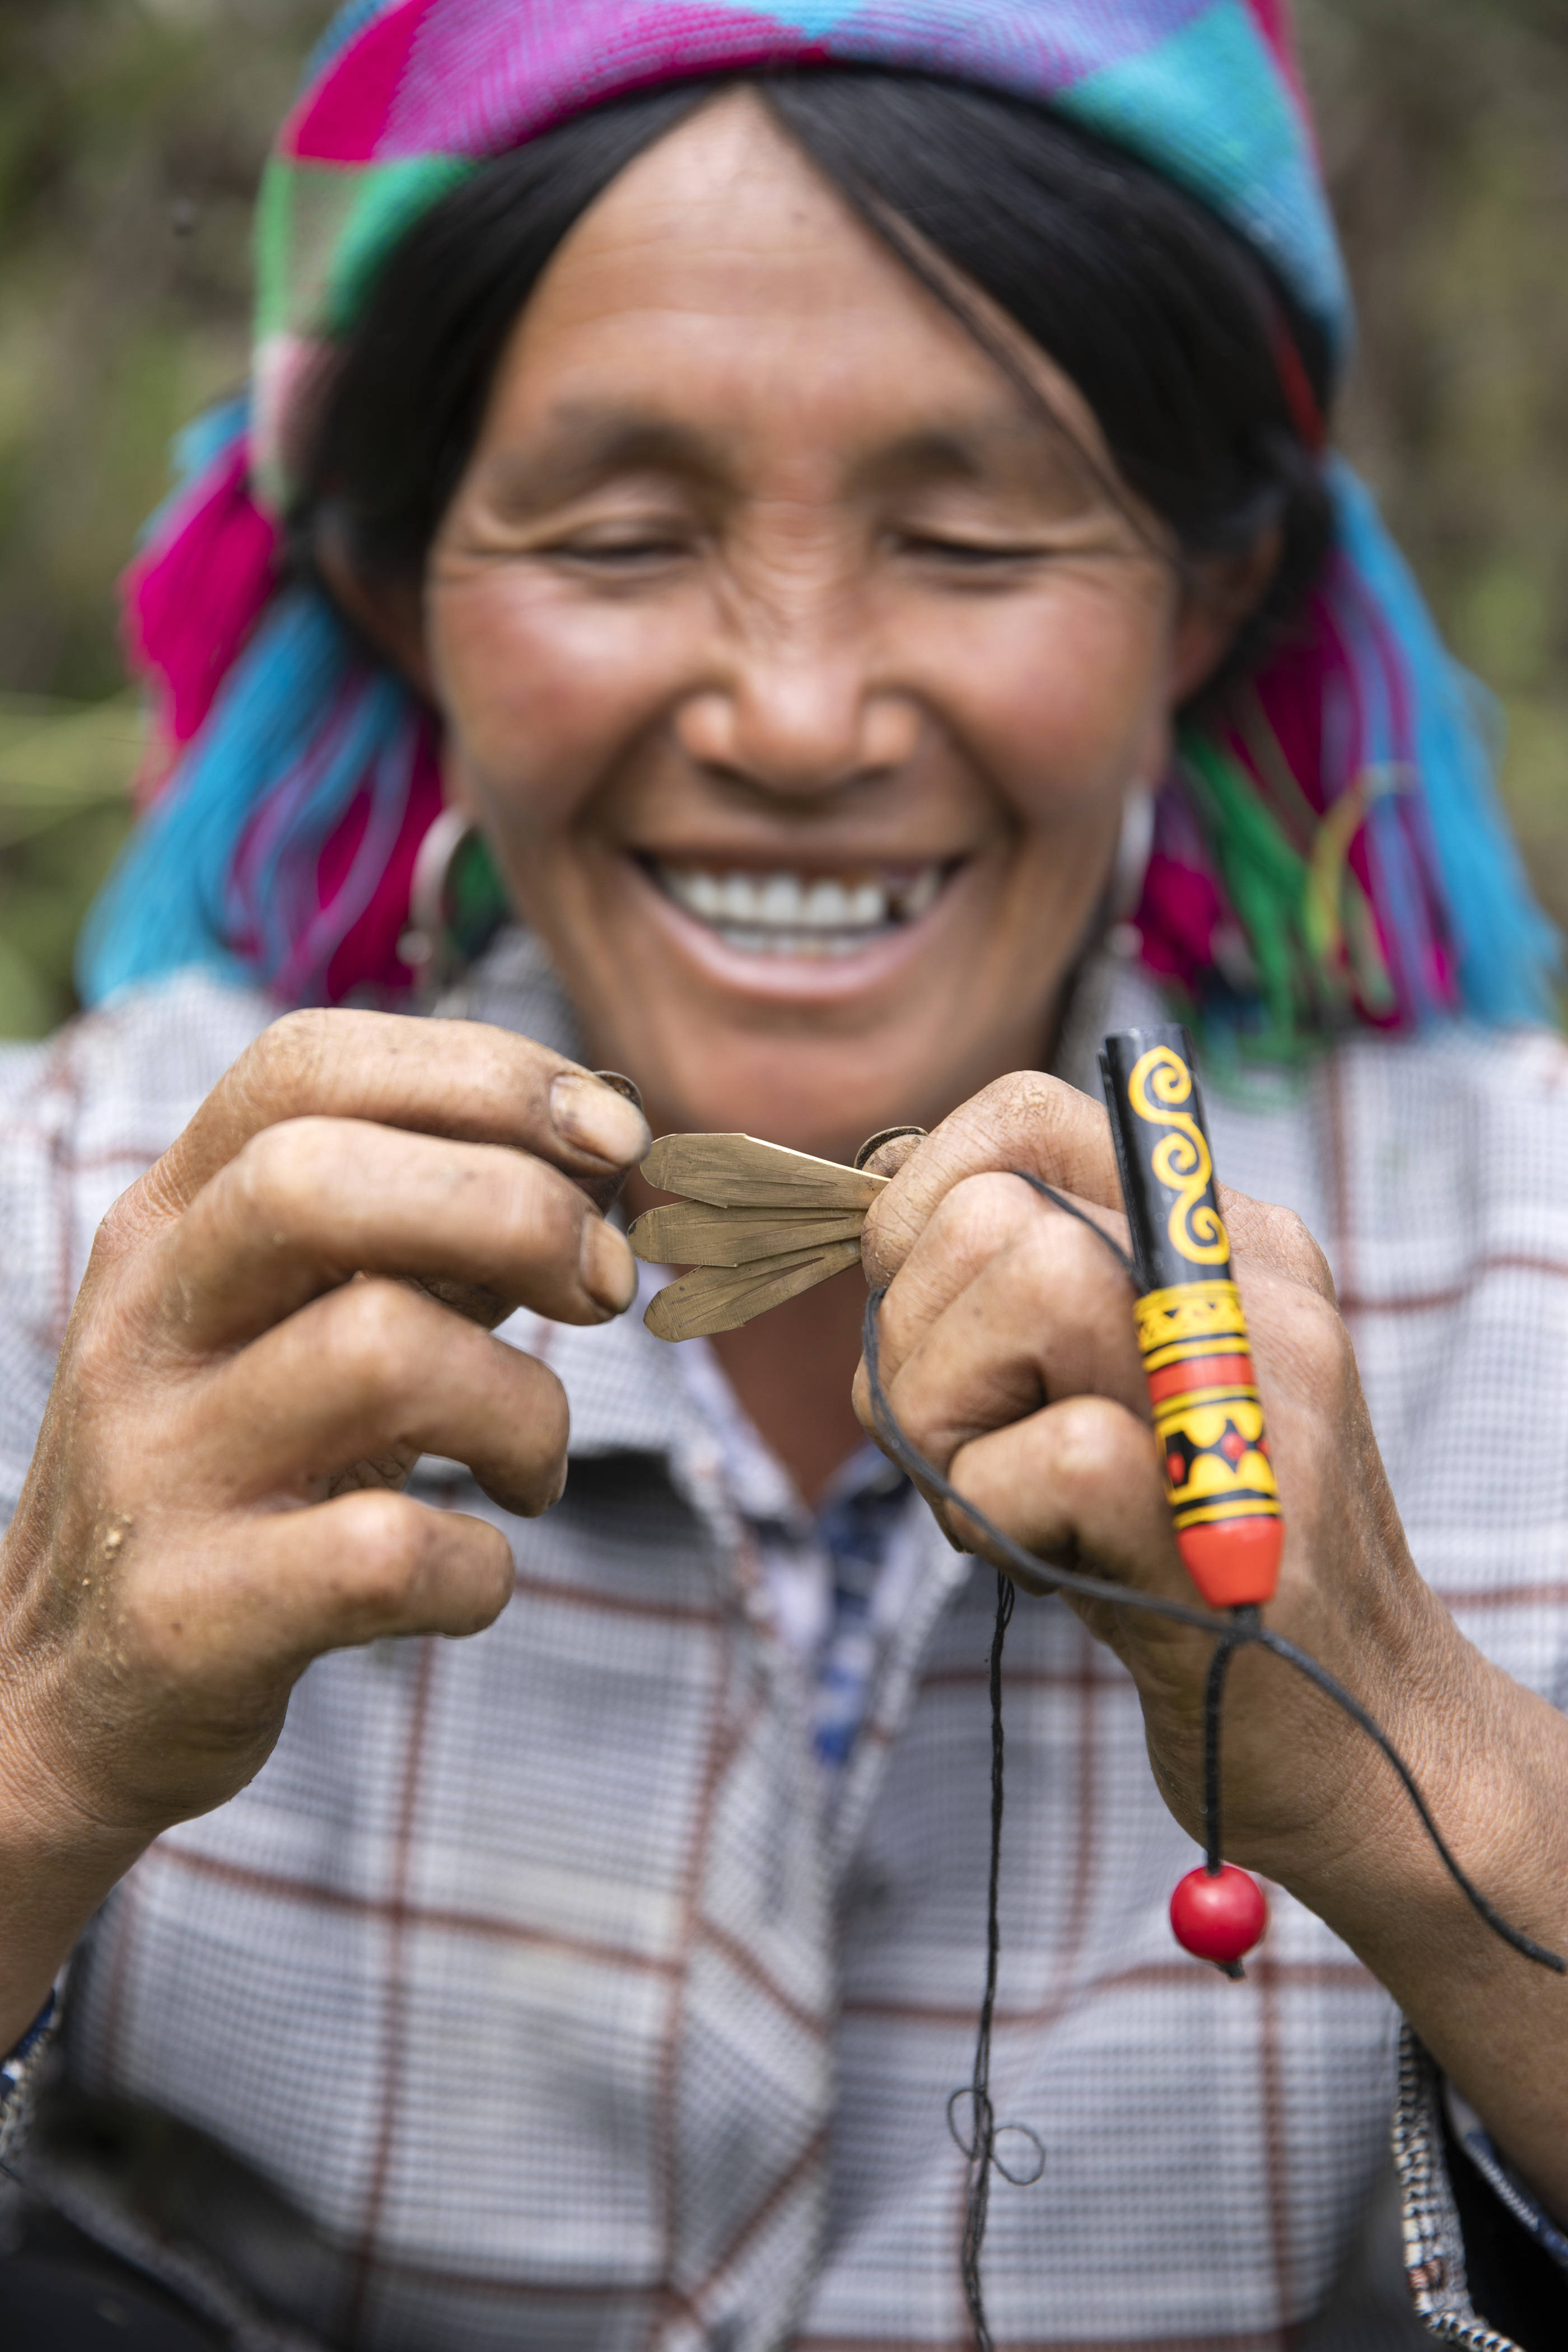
left=640, top=1132, right=886, bottom=1211
left=627, top=1200, right=867, bottom=1268
left=643, top=1236, right=863, bottom=1341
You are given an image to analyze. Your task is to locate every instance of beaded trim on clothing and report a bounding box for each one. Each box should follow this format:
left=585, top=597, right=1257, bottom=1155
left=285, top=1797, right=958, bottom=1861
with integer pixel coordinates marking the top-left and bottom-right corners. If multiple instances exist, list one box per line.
left=1396, top=2027, right=1522, bottom=2351
left=0, top=1990, right=59, bottom=2175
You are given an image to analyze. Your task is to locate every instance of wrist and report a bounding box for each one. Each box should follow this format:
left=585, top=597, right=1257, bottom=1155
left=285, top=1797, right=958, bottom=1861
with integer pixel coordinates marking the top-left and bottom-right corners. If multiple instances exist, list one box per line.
left=1251, top=1577, right=1476, bottom=1931
left=0, top=1677, right=157, bottom=2052
left=1268, top=1596, right=1561, bottom=1981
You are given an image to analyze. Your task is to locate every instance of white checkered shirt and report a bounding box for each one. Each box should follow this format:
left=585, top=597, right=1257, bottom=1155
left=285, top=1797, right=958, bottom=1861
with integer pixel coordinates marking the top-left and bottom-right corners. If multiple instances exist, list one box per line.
left=4, top=932, right=1566, bottom=2351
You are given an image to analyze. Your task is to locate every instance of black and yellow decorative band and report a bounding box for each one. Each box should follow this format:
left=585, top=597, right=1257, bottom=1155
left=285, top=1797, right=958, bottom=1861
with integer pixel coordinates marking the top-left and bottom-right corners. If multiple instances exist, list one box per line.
left=1134, top=1279, right=1249, bottom=1371
left=1155, top=1386, right=1279, bottom=1515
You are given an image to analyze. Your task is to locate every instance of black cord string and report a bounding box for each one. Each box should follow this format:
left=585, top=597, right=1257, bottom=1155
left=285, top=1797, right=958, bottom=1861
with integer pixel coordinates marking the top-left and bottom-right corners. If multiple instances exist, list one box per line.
left=860, top=1178, right=1562, bottom=2348
left=945, top=1569, right=1044, bottom=2352
left=1202, top=1618, right=1245, bottom=1878
left=1200, top=1619, right=1251, bottom=1979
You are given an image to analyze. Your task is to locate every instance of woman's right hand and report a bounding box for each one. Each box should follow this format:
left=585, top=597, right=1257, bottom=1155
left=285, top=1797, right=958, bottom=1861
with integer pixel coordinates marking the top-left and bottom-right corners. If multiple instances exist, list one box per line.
left=0, top=1009, right=650, bottom=2046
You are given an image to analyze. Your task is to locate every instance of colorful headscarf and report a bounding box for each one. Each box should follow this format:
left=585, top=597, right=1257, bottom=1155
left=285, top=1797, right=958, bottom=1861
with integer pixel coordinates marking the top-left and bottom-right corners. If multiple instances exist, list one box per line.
left=80, top=0, right=1557, bottom=1049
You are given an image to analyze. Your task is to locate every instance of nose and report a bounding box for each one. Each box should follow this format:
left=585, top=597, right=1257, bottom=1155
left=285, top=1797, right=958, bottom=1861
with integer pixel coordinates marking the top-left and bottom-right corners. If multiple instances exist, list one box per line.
left=675, top=632, right=920, bottom=799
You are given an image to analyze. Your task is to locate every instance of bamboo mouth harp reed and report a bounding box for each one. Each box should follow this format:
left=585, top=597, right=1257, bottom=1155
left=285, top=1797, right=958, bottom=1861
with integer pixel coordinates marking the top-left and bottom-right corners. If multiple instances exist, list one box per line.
left=629, top=1131, right=894, bottom=1341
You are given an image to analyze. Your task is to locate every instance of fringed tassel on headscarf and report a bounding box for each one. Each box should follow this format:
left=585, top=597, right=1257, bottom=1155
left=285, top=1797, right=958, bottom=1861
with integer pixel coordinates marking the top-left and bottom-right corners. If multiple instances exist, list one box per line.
left=1133, top=466, right=1558, bottom=1060
left=81, top=400, right=443, bottom=1011
left=122, top=399, right=280, bottom=787
left=79, top=577, right=441, bottom=1010
left=1328, top=463, right=1557, bottom=1028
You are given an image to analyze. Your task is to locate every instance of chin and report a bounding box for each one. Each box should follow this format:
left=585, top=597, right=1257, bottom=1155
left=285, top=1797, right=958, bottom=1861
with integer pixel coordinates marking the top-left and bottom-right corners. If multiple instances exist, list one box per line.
left=634, top=980, right=1020, bottom=1161
left=651, top=1037, right=922, bottom=1163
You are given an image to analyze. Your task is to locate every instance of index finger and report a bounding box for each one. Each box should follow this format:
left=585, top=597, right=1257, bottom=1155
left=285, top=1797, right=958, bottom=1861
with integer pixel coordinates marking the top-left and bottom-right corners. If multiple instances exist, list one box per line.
left=137, top=1009, right=651, bottom=1225
left=862, top=1071, right=1121, bottom=1289
left=861, top=1066, right=1336, bottom=1303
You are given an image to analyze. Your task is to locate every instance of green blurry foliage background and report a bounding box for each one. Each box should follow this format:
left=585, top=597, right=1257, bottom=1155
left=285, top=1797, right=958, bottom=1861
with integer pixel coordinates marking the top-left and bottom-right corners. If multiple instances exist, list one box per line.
left=1, top=0, right=1565, bottom=1037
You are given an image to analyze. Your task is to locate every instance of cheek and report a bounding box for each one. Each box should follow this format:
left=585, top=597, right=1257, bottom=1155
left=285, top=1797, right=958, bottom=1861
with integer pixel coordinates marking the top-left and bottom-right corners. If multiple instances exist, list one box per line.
left=925, top=567, right=1175, bottom=816
left=427, top=570, right=689, bottom=836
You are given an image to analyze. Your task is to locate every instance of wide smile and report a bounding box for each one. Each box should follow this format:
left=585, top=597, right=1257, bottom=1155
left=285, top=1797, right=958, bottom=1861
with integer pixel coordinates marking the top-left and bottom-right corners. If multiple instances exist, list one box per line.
left=638, top=856, right=960, bottom=962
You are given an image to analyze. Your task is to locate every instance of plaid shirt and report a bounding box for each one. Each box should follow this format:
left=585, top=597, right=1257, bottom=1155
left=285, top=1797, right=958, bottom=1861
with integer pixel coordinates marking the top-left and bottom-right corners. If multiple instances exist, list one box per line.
left=4, top=934, right=1568, bottom=2351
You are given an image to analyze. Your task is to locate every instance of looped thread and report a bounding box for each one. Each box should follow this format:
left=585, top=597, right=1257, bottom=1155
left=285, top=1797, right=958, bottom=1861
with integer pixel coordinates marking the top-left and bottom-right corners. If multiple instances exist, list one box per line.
left=948, top=2089, right=1047, bottom=2188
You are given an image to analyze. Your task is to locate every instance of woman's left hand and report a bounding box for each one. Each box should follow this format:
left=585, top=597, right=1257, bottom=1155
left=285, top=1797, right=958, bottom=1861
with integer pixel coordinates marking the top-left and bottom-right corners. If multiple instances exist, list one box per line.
left=856, top=1071, right=1568, bottom=2215
left=857, top=1068, right=1443, bottom=1889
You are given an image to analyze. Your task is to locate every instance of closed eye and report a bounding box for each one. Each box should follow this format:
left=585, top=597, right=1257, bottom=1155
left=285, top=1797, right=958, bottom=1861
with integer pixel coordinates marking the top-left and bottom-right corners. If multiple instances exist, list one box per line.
left=549, top=533, right=695, bottom=563
left=895, top=532, right=1052, bottom=567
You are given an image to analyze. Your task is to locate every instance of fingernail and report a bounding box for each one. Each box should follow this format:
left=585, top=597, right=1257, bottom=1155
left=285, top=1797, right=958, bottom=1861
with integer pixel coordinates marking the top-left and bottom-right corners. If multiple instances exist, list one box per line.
left=594, top=1070, right=643, bottom=1113
left=580, top=1214, right=638, bottom=1314
left=551, top=1072, right=651, bottom=1166
left=855, top=1124, right=926, bottom=1172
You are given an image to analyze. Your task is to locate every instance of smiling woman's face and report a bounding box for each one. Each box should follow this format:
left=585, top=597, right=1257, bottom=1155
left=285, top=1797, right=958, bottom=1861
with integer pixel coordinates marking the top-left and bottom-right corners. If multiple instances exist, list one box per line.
left=425, top=90, right=1225, bottom=1161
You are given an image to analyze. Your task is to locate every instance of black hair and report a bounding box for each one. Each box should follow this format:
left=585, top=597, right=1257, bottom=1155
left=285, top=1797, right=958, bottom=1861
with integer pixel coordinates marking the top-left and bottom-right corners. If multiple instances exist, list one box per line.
left=301, top=69, right=1334, bottom=698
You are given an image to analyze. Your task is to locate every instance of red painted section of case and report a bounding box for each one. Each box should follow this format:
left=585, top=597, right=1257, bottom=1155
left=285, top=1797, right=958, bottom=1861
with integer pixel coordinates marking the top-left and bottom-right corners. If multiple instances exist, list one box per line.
left=1145, top=1354, right=1256, bottom=1403
left=1178, top=1517, right=1282, bottom=1609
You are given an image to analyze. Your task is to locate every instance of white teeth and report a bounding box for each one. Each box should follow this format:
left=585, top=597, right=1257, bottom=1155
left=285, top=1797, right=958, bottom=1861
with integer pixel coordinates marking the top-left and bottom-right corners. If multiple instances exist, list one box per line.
left=655, top=862, right=946, bottom=953
left=804, top=879, right=852, bottom=925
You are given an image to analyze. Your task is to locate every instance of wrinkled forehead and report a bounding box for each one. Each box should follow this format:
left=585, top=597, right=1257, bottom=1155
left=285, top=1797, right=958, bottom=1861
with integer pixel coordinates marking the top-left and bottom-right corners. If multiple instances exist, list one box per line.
left=455, top=97, right=1122, bottom=520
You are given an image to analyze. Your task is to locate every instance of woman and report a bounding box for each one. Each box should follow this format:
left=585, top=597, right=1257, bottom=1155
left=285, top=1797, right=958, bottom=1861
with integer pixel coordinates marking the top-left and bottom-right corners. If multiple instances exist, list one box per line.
left=1, top=3, right=1566, bottom=2346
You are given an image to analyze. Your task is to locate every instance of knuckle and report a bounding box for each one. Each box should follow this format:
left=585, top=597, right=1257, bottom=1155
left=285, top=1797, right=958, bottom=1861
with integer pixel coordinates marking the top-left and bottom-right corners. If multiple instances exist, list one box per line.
left=1260, top=1200, right=1315, bottom=1266
left=337, top=1490, right=424, bottom=1613
left=239, top=1010, right=334, bottom=1107
left=929, top=1171, right=1032, bottom=1255
left=1242, top=1196, right=1337, bottom=1299
left=66, top=1300, right=137, bottom=1406
left=227, top=1119, right=329, bottom=1227
left=1015, top=1203, right=1098, bottom=1291
left=91, top=1188, right=148, bottom=1270
left=1291, top=1286, right=1356, bottom=1392
left=973, top=1070, right=1061, bottom=1126
left=945, top=1074, right=1058, bottom=1165
left=1049, top=1394, right=1131, bottom=1491
left=319, top=1279, right=424, bottom=1394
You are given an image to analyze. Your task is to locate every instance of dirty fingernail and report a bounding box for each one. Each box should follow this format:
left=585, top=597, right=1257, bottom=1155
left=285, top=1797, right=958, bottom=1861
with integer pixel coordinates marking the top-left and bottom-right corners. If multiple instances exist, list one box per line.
left=855, top=1124, right=926, bottom=1173
left=580, top=1214, right=638, bottom=1314
left=593, top=1070, right=643, bottom=1112
left=551, top=1072, right=651, bottom=1166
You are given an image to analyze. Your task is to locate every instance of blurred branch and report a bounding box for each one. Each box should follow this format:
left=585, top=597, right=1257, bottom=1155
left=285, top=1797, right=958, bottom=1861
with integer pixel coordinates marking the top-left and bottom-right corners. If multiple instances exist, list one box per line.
left=0, top=695, right=145, bottom=850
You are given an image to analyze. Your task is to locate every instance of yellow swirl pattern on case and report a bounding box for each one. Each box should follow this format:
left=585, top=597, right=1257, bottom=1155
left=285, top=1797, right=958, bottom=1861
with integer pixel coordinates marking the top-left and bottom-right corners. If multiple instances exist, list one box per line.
left=1128, top=1044, right=1230, bottom=1266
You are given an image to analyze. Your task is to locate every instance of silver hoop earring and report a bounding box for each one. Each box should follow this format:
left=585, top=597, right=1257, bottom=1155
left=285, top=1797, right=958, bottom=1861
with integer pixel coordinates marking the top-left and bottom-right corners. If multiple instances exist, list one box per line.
left=398, top=808, right=508, bottom=995
left=1107, top=785, right=1156, bottom=956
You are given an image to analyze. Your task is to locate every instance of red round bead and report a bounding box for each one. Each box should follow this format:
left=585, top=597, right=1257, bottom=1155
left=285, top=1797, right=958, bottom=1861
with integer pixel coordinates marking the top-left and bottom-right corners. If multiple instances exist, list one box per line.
left=1169, top=1864, right=1268, bottom=1968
